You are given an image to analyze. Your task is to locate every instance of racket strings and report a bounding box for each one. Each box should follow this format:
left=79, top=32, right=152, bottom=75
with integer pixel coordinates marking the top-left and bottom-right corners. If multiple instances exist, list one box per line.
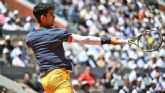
left=137, top=31, right=162, bottom=51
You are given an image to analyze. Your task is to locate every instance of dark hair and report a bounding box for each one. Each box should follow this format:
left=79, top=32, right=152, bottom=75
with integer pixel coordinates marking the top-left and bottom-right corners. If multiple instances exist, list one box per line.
left=33, top=3, right=54, bottom=22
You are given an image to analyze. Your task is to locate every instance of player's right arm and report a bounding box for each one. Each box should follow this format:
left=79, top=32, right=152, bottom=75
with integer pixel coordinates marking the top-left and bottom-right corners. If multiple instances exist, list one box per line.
left=66, top=34, right=128, bottom=45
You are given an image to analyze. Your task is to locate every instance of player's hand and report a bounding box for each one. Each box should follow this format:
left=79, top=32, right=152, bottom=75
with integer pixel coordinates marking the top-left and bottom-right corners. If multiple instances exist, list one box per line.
left=111, top=37, right=128, bottom=44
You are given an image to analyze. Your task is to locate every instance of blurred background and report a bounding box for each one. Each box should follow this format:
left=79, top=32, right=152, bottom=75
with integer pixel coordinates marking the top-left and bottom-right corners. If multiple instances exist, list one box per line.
left=0, top=0, right=165, bottom=93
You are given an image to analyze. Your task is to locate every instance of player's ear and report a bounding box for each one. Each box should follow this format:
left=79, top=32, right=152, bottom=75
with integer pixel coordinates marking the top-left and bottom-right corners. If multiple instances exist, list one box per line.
left=40, top=15, right=46, bottom=22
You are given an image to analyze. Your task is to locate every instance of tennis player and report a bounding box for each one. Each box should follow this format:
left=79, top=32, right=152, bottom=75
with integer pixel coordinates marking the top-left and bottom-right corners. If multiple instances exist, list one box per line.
left=26, top=3, right=128, bottom=93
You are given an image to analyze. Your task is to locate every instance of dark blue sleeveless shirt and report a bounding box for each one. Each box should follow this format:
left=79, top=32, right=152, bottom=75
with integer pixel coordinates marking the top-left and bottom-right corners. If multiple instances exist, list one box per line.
left=26, top=28, right=72, bottom=76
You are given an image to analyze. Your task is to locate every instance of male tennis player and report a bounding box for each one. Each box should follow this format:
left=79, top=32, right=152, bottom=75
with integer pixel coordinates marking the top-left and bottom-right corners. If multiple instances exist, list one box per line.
left=26, top=3, right=128, bottom=93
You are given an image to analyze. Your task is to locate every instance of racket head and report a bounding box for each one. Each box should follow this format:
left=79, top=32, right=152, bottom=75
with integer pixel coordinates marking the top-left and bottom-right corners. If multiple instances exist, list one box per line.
left=137, top=30, right=163, bottom=52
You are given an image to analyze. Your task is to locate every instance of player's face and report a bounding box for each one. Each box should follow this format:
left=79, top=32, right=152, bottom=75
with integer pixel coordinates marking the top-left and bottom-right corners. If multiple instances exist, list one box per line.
left=45, top=9, right=55, bottom=26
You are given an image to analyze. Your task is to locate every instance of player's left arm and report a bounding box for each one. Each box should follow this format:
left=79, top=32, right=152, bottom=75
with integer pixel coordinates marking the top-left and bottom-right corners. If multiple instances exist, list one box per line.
left=66, top=34, right=128, bottom=45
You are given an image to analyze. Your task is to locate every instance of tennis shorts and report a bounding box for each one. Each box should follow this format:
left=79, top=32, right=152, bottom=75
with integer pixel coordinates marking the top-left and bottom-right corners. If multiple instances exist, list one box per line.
left=40, top=68, right=74, bottom=93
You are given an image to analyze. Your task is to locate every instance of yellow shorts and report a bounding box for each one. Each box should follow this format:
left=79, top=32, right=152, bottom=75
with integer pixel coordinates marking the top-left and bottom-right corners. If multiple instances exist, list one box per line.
left=40, top=68, right=74, bottom=93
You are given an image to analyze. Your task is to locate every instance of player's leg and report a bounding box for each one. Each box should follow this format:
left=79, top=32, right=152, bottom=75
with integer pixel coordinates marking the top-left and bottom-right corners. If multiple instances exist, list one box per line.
left=55, top=69, right=74, bottom=93
left=40, top=68, right=73, bottom=93
left=55, top=80, right=73, bottom=93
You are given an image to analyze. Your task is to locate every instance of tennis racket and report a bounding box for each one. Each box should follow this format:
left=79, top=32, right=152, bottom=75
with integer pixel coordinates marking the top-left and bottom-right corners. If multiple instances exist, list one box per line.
left=128, top=29, right=163, bottom=52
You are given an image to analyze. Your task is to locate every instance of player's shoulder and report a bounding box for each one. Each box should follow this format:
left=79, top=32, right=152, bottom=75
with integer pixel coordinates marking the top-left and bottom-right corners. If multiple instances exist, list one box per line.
left=26, top=29, right=35, bottom=36
left=49, top=28, right=70, bottom=35
left=26, top=28, right=38, bottom=37
left=49, top=28, right=66, bottom=32
left=26, top=28, right=70, bottom=37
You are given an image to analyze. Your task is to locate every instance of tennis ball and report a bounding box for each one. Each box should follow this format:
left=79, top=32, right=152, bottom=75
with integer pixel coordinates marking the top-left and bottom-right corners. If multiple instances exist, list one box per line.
left=147, top=37, right=154, bottom=45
